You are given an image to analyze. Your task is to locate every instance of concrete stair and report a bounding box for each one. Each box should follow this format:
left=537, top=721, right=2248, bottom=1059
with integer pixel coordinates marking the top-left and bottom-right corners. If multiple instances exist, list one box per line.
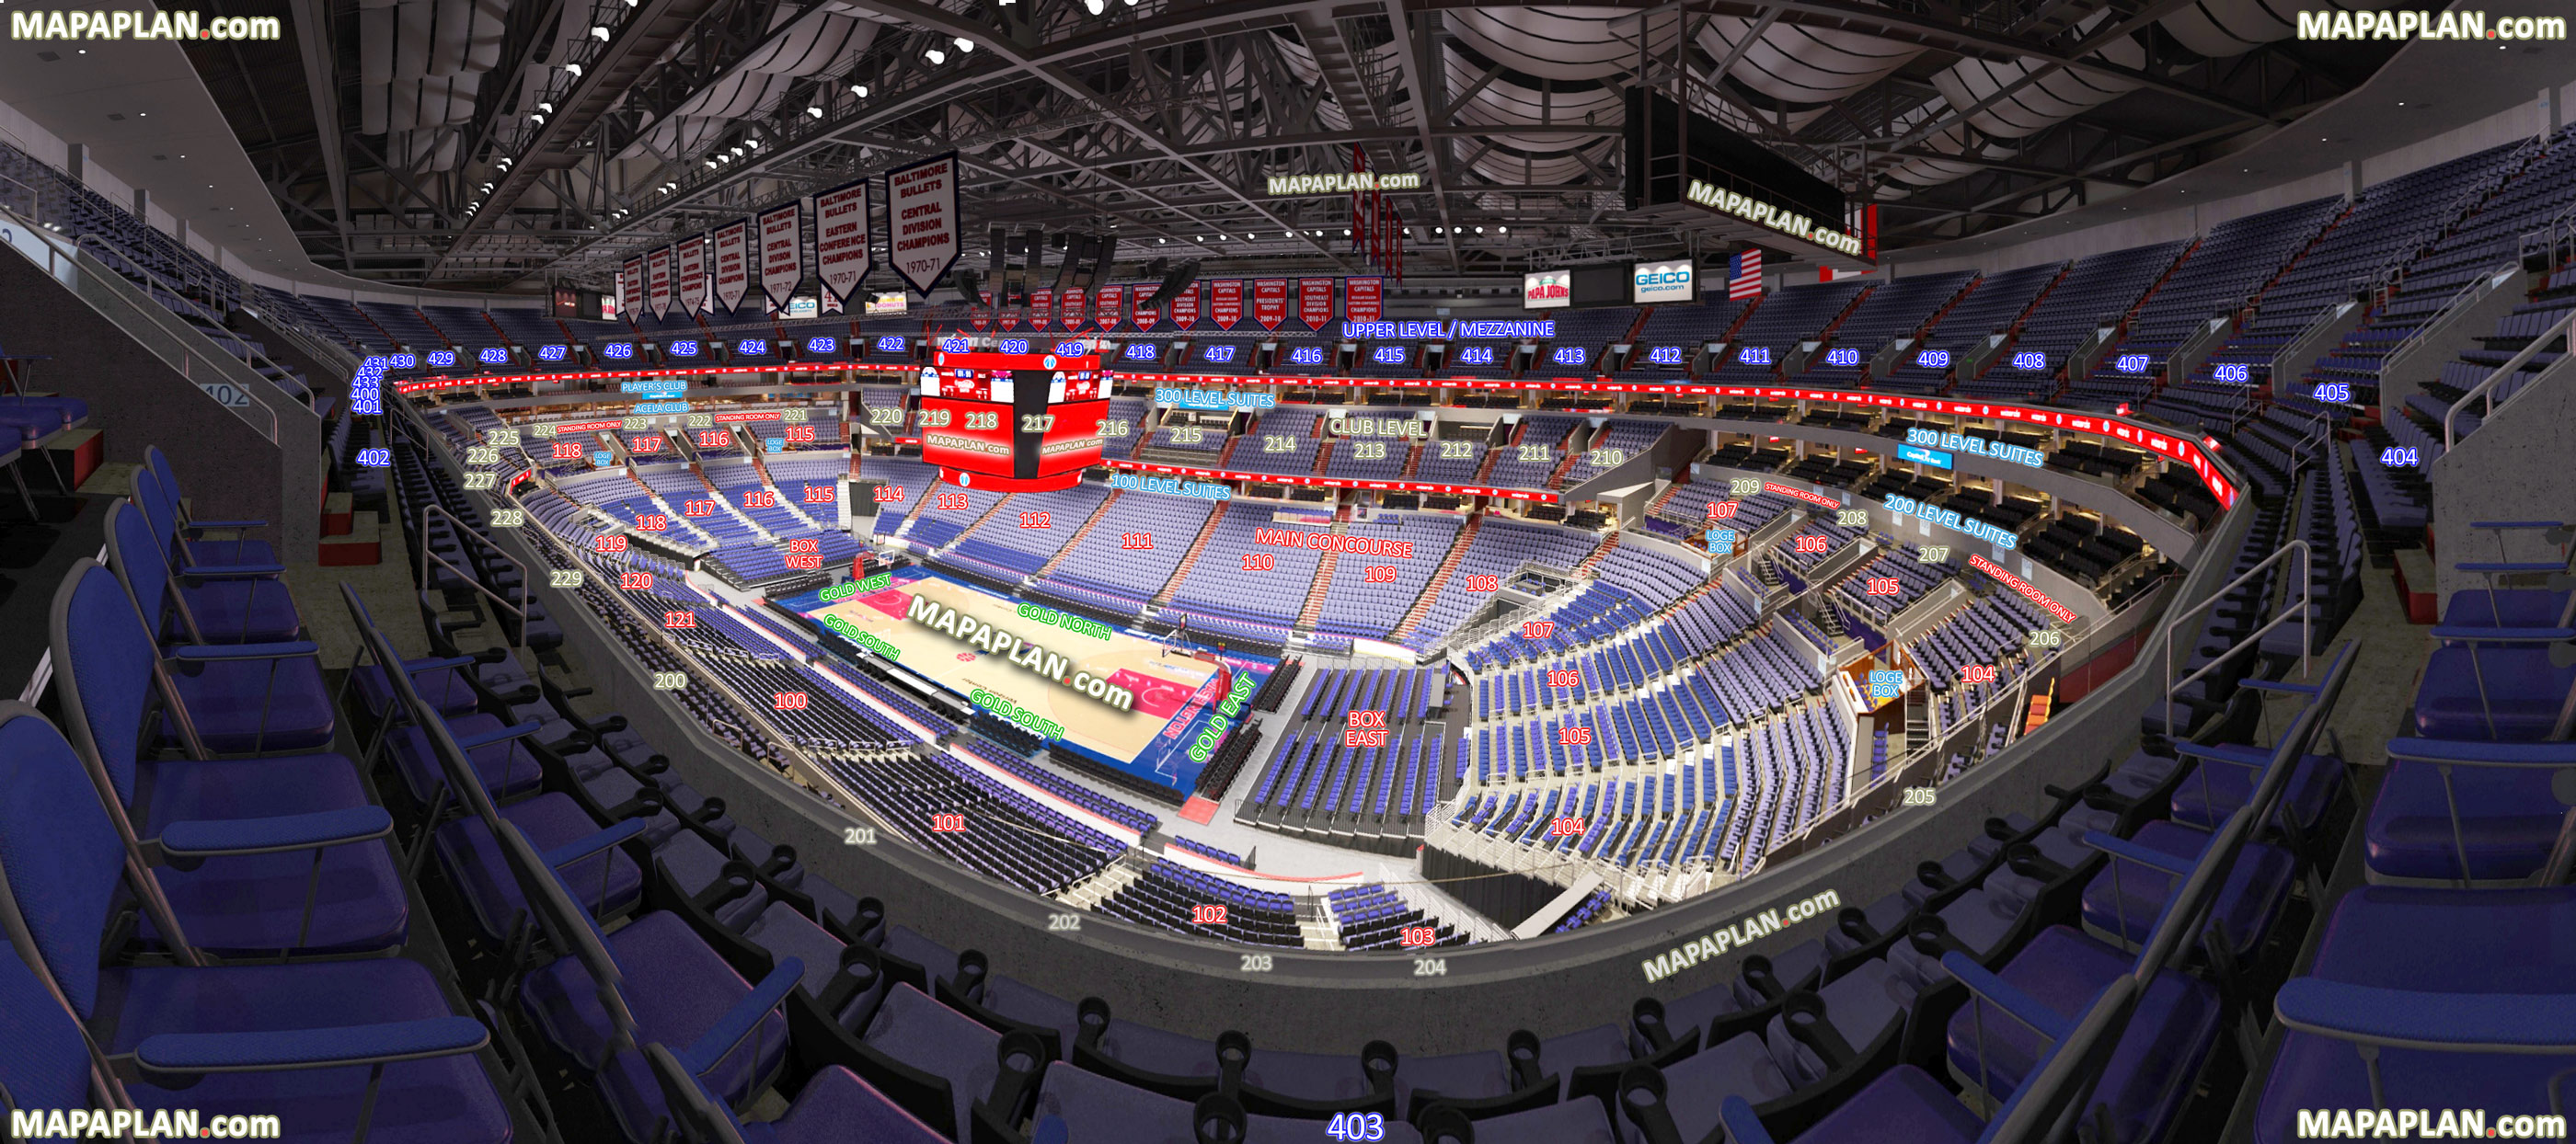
left=1151, top=506, right=1230, bottom=606
left=1036, top=490, right=1122, bottom=577
left=1390, top=514, right=1483, bottom=641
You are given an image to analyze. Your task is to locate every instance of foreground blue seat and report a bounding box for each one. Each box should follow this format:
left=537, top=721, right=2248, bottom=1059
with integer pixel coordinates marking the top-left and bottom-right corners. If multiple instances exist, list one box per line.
left=104, top=498, right=302, bottom=645
left=500, top=818, right=797, bottom=1143
left=56, top=558, right=337, bottom=753
left=132, top=457, right=277, bottom=569
left=2253, top=887, right=2576, bottom=1143
left=2363, top=738, right=2576, bottom=884
left=0, top=704, right=512, bottom=1144
left=645, top=1042, right=951, bottom=1144
left=2409, top=646, right=2574, bottom=741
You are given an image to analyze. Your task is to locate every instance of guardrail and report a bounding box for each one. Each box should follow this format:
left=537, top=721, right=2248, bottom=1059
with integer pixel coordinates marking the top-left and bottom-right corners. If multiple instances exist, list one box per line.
left=2160, top=539, right=2311, bottom=734
left=2444, top=303, right=2576, bottom=449
left=73, top=234, right=319, bottom=411
left=0, top=209, right=283, bottom=445
left=2386, top=264, right=2515, bottom=370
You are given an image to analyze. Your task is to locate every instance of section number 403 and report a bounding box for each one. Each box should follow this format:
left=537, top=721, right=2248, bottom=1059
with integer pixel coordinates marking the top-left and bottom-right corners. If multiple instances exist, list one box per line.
left=1328, top=1113, right=1388, bottom=1141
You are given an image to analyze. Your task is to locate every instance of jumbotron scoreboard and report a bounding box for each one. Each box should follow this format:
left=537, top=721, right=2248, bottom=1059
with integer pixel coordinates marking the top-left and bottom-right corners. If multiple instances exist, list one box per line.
left=917, top=342, right=1108, bottom=492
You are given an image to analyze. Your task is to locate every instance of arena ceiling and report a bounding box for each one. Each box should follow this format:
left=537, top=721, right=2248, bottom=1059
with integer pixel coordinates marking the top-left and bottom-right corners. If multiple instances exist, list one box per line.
left=183, top=0, right=2414, bottom=292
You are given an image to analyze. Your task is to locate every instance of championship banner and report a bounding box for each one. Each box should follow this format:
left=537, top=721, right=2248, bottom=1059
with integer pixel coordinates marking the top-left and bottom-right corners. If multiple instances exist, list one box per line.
left=1345, top=277, right=1383, bottom=324
left=1297, top=278, right=1335, bottom=331
left=1097, top=284, right=1125, bottom=332
left=711, top=219, right=751, bottom=315
left=998, top=294, right=1020, bottom=331
left=1251, top=279, right=1288, bottom=331
left=1211, top=280, right=1243, bottom=330
left=674, top=232, right=708, bottom=314
left=972, top=292, right=992, bottom=331
left=756, top=202, right=802, bottom=312
left=646, top=246, right=674, bottom=320
left=813, top=179, right=873, bottom=305
left=619, top=257, right=643, bottom=321
left=1030, top=288, right=1054, bottom=330
left=1061, top=287, right=1087, bottom=331
left=886, top=151, right=961, bottom=296
left=1132, top=286, right=1161, bottom=332
left=1169, top=282, right=1200, bottom=329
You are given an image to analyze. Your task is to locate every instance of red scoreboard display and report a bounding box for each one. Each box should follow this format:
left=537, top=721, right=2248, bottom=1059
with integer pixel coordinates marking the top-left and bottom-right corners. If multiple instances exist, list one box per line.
left=917, top=346, right=1107, bottom=492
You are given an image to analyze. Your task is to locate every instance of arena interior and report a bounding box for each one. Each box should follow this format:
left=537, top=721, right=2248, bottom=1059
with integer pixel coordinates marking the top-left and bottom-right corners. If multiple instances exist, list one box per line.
left=1, top=2, right=2574, bottom=1141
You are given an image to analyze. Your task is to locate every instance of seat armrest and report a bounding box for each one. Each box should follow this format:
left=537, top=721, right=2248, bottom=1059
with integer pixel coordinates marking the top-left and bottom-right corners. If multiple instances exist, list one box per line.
left=2276, top=978, right=2576, bottom=1050
left=676, top=958, right=805, bottom=1078
left=455, top=718, right=544, bottom=751
left=2429, top=624, right=2574, bottom=643
left=403, top=655, right=478, bottom=674
left=156, top=807, right=395, bottom=858
left=2386, top=738, right=2576, bottom=767
left=134, top=1015, right=489, bottom=1075
left=2171, top=741, right=2272, bottom=770
left=177, top=563, right=285, bottom=579
left=1719, top=1096, right=1779, bottom=1144
left=180, top=518, right=269, bottom=533
left=541, top=817, right=648, bottom=871
left=1938, top=952, right=2074, bottom=1042
left=2080, top=830, right=2196, bottom=877
left=168, top=640, right=320, bottom=663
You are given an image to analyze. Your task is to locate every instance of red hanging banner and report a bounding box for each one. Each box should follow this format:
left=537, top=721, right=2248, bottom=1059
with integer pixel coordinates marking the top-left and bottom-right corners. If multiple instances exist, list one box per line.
left=1345, top=277, right=1383, bottom=324
left=1251, top=279, right=1289, bottom=331
left=1211, top=280, right=1244, bottom=330
left=1170, top=282, right=1200, bottom=329
left=1096, top=284, right=1125, bottom=332
left=971, top=292, right=992, bottom=331
left=1030, top=288, right=1054, bottom=330
left=1297, top=278, right=1335, bottom=331
left=1061, top=288, right=1088, bottom=331
left=1132, top=287, right=1161, bottom=332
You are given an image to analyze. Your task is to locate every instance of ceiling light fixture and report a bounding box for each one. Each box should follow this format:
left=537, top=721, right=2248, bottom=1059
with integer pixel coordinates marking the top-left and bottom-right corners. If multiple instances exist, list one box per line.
left=807, top=106, right=823, bottom=118
left=538, top=102, right=554, bottom=113
left=529, top=113, right=545, bottom=124
left=954, top=36, right=974, bottom=51
left=924, top=46, right=946, bottom=63
left=706, top=159, right=719, bottom=168
left=1083, top=0, right=1103, bottom=13
left=563, top=63, right=581, bottom=76
left=589, top=25, right=610, bottom=40
left=850, top=83, right=868, bottom=97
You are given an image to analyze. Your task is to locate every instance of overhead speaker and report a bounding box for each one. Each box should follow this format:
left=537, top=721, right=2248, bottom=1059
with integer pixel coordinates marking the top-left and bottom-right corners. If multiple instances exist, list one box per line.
left=1007, top=228, right=1041, bottom=305
left=1065, top=234, right=1104, bottom=291
left=986, top=226, right=1006, bottom=303
left=1087, top=234, right=1119, bottom=289
left=1141, top=258, right=1201, bottom=309
left=1049, top=234, right=1078, bottom=292
left=952, top=268, right=982, bottom=306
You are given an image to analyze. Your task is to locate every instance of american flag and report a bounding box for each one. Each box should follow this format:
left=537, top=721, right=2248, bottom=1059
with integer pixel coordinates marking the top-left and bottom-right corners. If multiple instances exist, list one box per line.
left=1728, top=249, right=1764, bottom=300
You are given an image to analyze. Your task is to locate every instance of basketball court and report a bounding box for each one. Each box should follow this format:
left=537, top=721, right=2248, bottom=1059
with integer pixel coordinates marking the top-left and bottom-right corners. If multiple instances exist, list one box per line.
left=778, top=568, right=1273, bottom=795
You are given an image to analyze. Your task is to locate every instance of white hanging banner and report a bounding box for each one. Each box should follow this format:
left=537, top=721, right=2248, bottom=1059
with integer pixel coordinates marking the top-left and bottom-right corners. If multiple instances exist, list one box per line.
left=711, top=220, right=752, bottom=315
left=647, top=246, right=674, bottom=320
left=674, top=233, right=708, bottom=314
left=813, top=178, right=873, bottom=305
left=886, top=151, right=960, bottom=296
left=757, top=201, right=803, bottom=312
left=619, top=257, right=643, bottom=321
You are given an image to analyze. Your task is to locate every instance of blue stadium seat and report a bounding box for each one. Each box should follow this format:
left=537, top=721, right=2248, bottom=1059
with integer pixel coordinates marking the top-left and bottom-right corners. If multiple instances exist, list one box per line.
left=0, top=704, right=516, bottom=1144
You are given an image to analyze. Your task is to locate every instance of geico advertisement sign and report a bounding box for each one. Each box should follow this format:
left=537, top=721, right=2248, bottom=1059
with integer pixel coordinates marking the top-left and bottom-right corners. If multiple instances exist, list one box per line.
left=1632, top=261, right=1694, bottom=303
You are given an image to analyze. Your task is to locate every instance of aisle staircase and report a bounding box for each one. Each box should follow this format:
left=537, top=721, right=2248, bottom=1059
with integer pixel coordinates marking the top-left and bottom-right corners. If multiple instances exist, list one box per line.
left=1576, top=530, right=1621, bottom=575
left=1299, top=898, right=1345, bottom=951
left=1389, top=515, right=1483, bottom=641
left=1298, top=541, right=1341, bottom=628
left=943, top=492, right=1018, bottom=555
left=1036, top=490, right=1123, bottom=577
left=1151, top=507, right=1231, bottom=606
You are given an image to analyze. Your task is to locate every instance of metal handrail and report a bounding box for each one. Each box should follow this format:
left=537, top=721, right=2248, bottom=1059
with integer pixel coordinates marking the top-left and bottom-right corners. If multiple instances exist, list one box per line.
left=75, top=234, right=318, bottom=409
left=416, top=501, right=533, bottom=649
left=2160, top=539, right=2311, bottom=735
left=2386, top=265, right=2513, bottom=369
left=0, top=212, right=284, bottom=445
left=2444, top=304, right=2576, bottom=449
left=2270, top=300, right=2359, bottom=375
